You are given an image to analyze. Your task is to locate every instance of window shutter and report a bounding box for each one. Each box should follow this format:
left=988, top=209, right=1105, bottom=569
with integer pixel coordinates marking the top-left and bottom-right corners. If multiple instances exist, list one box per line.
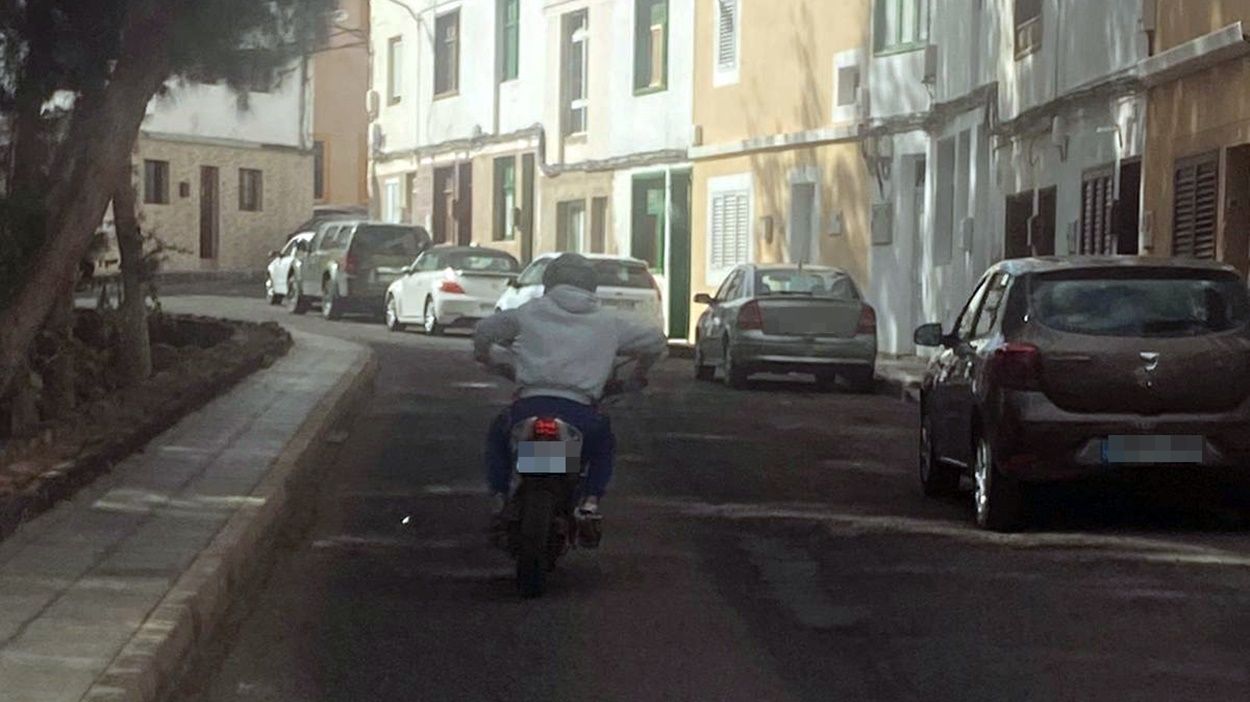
left=717, top=0, right=737, bottom=69
left=711, top=194, right=727, bottom=270
left=1172, top=155, right=1219, bottom=259
left=732, top=194, right=748, bottom=264
left=1080, top=170, right=1114, bottom=255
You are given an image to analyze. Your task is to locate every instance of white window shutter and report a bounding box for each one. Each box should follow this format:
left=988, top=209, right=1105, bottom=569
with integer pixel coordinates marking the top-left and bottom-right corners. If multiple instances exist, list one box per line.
left=717, top=0, right=737, bottom=69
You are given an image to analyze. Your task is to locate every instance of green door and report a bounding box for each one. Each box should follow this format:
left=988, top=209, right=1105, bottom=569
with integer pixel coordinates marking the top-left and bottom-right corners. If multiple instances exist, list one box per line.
left=667, top=171, right=692, bottom=339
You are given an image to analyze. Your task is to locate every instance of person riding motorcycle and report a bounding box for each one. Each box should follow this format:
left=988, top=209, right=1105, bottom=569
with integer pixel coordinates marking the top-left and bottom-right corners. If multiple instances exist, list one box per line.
left=474, top=253, right=667, bottom=531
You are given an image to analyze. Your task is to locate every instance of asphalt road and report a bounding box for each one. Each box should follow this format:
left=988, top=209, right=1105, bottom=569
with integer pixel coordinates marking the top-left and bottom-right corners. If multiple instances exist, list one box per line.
left=163, top=290, right=1250, bottom=701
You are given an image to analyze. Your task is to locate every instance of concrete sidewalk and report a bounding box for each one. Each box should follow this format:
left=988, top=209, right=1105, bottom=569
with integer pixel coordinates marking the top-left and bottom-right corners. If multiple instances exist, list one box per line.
left=667, top=341, right=927, bottom=401
left=0, top=331, right=375, bottom=702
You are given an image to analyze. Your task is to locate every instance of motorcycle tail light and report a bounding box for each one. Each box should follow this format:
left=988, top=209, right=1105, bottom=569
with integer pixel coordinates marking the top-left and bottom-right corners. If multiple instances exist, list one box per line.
left=990, top=342, right=1041, bottom=391
left=533, top=418, right=561, bottom=441
left=738, top=301, right=763, bottom=331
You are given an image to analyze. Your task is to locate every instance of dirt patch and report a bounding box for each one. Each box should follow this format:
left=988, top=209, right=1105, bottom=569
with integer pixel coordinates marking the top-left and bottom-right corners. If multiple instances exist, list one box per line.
left=0, top=314, right=291, bottom=542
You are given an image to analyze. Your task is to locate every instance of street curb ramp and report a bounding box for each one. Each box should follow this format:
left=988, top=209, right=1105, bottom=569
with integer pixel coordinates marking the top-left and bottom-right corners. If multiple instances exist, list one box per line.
left=79, top=346, right=378, bottom=702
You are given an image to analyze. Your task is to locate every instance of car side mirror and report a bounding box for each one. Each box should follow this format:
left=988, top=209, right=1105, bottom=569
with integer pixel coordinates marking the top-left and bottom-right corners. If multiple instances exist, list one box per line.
left=913, top=323, right=946, bottom=348
left=268, top=250, right=280, bottom=259
left=693, top=293, right=715, bottom=305
left=295, top=240, right=309, bottom=252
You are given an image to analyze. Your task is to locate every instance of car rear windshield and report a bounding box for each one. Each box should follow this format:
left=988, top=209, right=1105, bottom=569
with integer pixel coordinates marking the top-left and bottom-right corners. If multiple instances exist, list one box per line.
left=755, top=270, right=859, bottom=300
left=352, top=226, right=426, bottom=256
left=443, top=250, right=520, bottom=273
left=594, top=260, right=654, bottom=289
left=1030, top=270, right=1250, bottom=338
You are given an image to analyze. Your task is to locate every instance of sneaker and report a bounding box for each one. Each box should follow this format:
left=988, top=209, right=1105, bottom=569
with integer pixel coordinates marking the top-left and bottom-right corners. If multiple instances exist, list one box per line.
left=574, top=497, right=603, bottom=548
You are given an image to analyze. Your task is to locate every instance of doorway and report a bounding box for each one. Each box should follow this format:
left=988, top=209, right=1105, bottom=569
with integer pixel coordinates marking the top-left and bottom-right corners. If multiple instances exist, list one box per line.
left=668, top=170, right=692, bottom=339
left=199, top=166, right=219, bottom=260
left=432, top=166, right=455, bottom=244
left=1223, top=146, right=1250, bottom=276
left=456, top=162, right=473, bottom=245
left=1005, top=186, right=1056, bottom=258
left=631, top=174, right=667, bottom=269
left=788, top=181, right=818, bottom=264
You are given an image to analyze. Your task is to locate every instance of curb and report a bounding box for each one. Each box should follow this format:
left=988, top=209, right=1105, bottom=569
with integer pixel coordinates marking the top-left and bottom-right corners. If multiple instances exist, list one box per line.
left=80, top=344, right=378, bottom=702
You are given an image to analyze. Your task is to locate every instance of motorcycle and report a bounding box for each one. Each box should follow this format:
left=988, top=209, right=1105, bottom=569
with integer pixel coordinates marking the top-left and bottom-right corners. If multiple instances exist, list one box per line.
left=487, top=356, right=644, bottom=598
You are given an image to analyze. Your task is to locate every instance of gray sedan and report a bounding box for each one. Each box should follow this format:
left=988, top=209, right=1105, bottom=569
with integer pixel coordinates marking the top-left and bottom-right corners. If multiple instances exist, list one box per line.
left=692, top=264, right=877, bottom=391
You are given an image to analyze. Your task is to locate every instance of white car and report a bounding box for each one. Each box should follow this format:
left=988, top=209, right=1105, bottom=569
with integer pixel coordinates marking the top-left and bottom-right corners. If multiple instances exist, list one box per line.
left=265, top=231, right=313, bottom=305
left=385, top=245, right=521, bottom=334
left=495, top=253, right=666, bottom=331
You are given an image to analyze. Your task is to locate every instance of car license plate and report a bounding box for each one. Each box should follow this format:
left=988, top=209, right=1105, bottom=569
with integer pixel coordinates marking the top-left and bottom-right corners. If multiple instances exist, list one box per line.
left=1101, top=435, right=1204, bottom=465
left=606, top=300, right=636, bottom=310
left=516, top=441, right=580, bottom=474
left=480, top=303, right=494, bottom=313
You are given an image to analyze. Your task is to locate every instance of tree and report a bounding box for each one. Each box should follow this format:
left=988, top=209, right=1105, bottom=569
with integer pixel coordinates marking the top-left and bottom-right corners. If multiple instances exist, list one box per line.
left=0, top=0, right=332, bottom=398
left=112, top=160, right=149, bottom=385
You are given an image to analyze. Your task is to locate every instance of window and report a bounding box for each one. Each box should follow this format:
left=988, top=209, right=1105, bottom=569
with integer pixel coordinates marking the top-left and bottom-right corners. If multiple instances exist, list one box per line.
left=1014, top=0, right=1042, bottom=59
left=435, top=11, right=460, bottom=96
left=313, top=141, right=326, bottom=201
left=756, top=270, right=859, bottom=301
left=517, top=258, right=549, bottom=286
left=494, top=156, right=516, bottom=241
left=634, top=0, right=668, bottom=92
left=833, top=49, right=862, bottom=123
left=1172, top=153, right=1219, bottom=260
left=956, top=276, right=991, bottom=339
left=1030, top=271, right=1250, bottom=338
left=557, top=200, right=586, bottom=252
left=591, top=196, right=609, bottom=253
left=443, top=249, right=520, bottom=273
left=708, top=176, right=751, bottom=284
left=238, top=168, right=263, bottom=212
left=354, top=225, right=426, bottom=257
left=143, top=160, right=170, bottom=205
left=973, top=273, right=1011, bottom=338
left=499, top=0, right=520, bottom=82
left=384, top=179, right=401, bottom=223
left=874, top=0, right=929, bottom=54
left=562, top=11, right=589, bottom=135
left=594, top=260, right=654, bottom=289
left=1079, top=167, right=1115, bottom=255
left=714, top=0, right=739, bottom=84
left=387, top=36, right=403, bottom=104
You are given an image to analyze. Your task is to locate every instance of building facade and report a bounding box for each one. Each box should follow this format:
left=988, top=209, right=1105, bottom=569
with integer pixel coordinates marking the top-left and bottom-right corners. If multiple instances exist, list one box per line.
left=313, top=0, right=371, bottom=209
left=1141, top=0, right=1250, bottom=276
left=687, top=0, right=874, bottom=340
left=136, top=65, right=314, bottom=271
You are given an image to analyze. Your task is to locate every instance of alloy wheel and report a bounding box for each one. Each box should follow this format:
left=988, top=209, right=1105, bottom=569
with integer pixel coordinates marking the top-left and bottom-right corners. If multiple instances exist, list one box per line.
left=974, top=438, right=992, bottom=526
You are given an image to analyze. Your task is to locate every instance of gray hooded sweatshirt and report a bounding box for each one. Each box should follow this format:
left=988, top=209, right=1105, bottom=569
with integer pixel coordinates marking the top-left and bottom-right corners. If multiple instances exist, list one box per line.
left=473, top=285, right=668, bottom=405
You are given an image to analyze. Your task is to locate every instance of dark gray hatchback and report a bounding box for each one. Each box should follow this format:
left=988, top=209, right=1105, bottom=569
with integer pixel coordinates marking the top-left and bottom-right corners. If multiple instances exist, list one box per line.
left=914, top=257, right=1250, bottom=532
left=288, top=220, right=432, bottom=319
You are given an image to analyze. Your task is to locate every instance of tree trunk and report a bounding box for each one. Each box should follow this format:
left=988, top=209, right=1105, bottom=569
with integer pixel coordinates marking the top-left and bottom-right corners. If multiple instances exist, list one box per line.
left=113, top=164, right=150, bottom=385
left=0, top=4, right=174, bottom=398
left=41, top=291, right=77, bottom=418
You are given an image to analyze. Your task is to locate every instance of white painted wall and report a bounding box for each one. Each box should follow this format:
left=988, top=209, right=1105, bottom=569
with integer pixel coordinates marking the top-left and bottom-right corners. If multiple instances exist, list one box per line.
left=998, top=0, right=1148, bottom=121
left=933, top=0, right=998, bottom=103
left=868, top=50, right=929, bottom=119
left=606, top=0, right=695, bottom=157
left=868, top=130, right=928, bottom=355
left=144, top=64, right=309, bottom=147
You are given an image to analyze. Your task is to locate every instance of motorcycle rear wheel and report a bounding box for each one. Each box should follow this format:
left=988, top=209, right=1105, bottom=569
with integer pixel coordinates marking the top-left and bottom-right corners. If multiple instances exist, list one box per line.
left=517, top=487, right=556, bottom=598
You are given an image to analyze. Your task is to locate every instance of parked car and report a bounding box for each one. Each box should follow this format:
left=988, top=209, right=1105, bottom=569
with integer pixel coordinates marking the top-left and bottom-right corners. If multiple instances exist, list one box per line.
left=914, top=256, right=1250, bottom=532
left=495, top=253, right=666, bottom=331
left=384, top=245, right=521, bottom=335
left=288, top=220, right=432, bottom=319
left=265, top=231, right=314, bottom=305
left=692, top=264, right=877, bottom=391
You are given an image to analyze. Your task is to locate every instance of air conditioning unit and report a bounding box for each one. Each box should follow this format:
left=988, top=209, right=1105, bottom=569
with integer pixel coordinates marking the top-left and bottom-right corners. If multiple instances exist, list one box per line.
left=366, top=90, right=380, bottom=118
left=1141, top=0, right=1158, bottom=32
left=922, top=44, right=939, bottom=85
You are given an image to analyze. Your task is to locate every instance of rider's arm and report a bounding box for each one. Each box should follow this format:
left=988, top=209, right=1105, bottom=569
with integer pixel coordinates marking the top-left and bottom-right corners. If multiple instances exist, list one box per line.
left=473, top=309, right=521, bottom=365
left=616, top=317, right=668, bottom=374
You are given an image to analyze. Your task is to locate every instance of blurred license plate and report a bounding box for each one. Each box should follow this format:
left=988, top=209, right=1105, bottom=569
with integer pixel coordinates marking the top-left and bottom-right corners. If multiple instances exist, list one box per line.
left=605, top=300, right=636, bottom=310
left=1102, top=435, right=1204, bottom=464
left=516, top=441, right=580, bottom=474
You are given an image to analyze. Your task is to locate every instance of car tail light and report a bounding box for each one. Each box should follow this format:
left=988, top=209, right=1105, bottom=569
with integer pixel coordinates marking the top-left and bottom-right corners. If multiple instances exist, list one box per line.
left=990, top=342, right=1041, bottom=391
left=650, top=275, right=663, bottom=303
left=533, top=418, right=561, bottom=441
left=344, top=252, right=360, bottom=275
left=439, top=280, right=466, bottom=294
left=738, top=301, right=763, bottom=331
left=857, top=305, right=877, bottom=336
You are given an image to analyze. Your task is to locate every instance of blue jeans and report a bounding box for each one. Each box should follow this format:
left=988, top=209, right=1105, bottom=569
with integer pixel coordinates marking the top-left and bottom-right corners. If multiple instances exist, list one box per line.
left=485, top=396, right=615, bottom=498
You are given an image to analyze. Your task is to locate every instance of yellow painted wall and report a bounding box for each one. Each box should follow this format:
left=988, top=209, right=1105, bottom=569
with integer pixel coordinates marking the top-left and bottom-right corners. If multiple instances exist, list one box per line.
left=692, top=0, right=869, bottom=145
left=1156, top=0, right=1250, bottom=49
left=313, top=0, right=370, bottom=206
left=537, top=172, right=615, bottom=255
